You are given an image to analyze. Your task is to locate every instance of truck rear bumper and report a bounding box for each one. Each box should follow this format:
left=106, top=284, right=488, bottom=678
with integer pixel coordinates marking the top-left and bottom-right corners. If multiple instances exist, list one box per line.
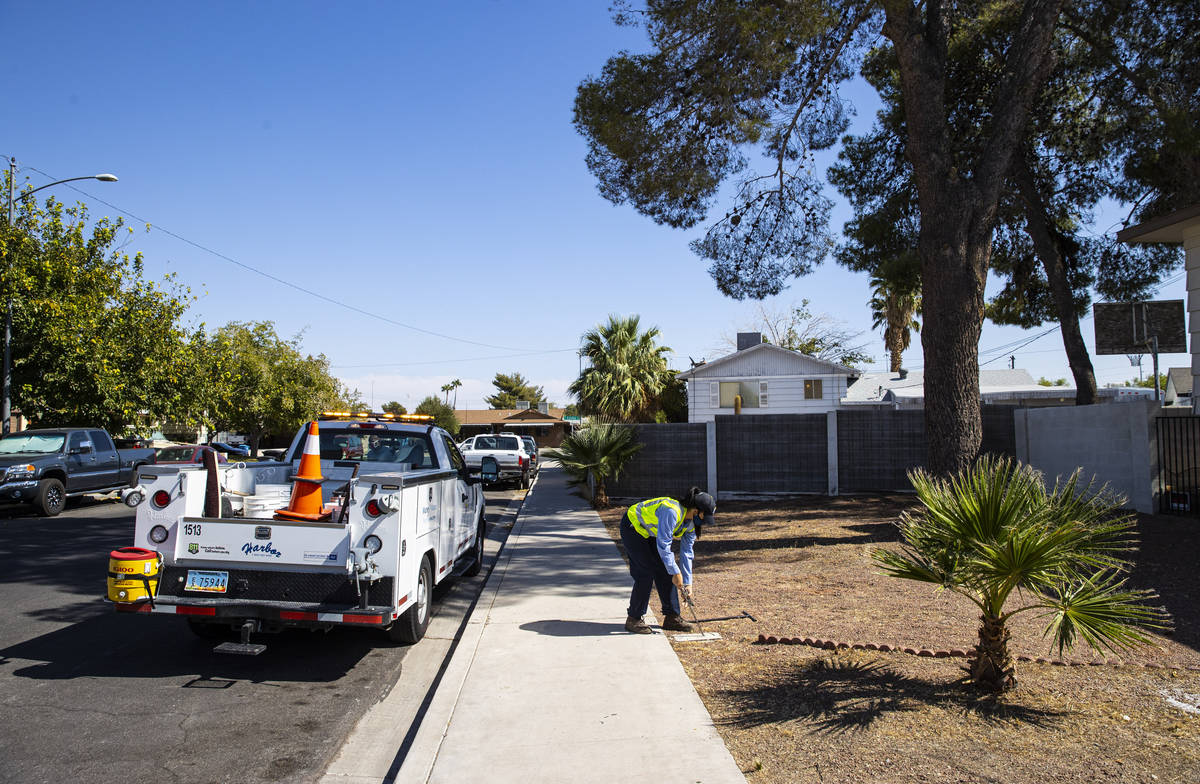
left=114, top=595, right=402, bottom=627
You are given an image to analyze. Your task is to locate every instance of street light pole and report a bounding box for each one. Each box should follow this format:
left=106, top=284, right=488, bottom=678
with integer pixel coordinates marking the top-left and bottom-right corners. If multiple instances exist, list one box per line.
left=3, top=158, right=118, bottom=434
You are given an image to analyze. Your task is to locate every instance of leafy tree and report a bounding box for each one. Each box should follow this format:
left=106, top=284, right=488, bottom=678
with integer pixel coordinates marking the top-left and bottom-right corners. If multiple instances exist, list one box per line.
left=831, top=27, right=1183, bottom=408
left=570, top=314, right=673, bottom=422
left=725, top=299, right=872, bottom=367
left=874, top=456, right=1168, bottom=693
left=574, top=0, right=1194, bottom=474
left=485, top=372, right=545, bottom=409
left=1037, top=377, right=1068, bottom=387
left=543, top=424, right=643, bottom=509
left=655, top=374, right=689, bottom=423
left=201, top=321, right=343, bottom=456
left=382, top=400, right=407, bottom=416
left=1, top=190, right=198, bottom=433
left=1128, top=374, right=1167, bottom=390
left=562, top=403, right=580, bottom=419
left=414, top=395, right=459, bottom=435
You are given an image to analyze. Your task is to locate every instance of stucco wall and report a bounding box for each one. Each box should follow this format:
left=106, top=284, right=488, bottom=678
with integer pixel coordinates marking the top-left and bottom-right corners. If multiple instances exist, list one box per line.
left=1015, top=399, right=1157, bottom=512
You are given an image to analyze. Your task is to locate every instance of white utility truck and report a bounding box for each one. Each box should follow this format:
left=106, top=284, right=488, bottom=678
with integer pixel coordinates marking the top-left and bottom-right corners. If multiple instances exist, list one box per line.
left=115, top=413, right=489, bottom=653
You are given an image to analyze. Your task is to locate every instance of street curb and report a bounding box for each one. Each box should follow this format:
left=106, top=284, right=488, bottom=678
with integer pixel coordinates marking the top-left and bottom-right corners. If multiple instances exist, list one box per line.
left=388, top=486, right=535, bottom=784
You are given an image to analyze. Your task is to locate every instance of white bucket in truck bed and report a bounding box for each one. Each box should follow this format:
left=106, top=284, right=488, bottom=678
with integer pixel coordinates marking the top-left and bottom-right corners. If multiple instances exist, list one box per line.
left=242, top=484, right=292, bottom=519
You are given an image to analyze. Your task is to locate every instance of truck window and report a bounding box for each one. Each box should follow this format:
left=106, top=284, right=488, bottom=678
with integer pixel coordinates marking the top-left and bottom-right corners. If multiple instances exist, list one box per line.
left=441, top=435, right=465, bottom=472
left=0, top=433, right=66, bottom=454
left=90, top=430, right=115, bottom=452
left=310, top=427, right=438, bottom=468
left=68, top=432, right=87, bottom=452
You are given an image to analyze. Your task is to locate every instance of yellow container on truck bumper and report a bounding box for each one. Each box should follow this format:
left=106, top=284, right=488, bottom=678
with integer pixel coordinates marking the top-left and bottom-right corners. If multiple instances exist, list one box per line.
left=107, top=547, right=162, bottom=603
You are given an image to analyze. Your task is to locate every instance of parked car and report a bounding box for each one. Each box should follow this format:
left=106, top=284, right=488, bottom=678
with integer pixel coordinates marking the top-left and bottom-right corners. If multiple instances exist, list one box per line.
left=519, top=436, right=539, bottom=474
left=0, top=428, right=156, bottom=516
left=461, top=434, right=531, bottom=489
left=155, top=444, right=227, bottom=465
left=209, top=441, right=250, bottom=457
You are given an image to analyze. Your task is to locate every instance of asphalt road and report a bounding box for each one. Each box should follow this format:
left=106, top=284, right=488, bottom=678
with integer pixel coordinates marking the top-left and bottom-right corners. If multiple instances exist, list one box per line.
left=0, top=487, right=523, bottom=784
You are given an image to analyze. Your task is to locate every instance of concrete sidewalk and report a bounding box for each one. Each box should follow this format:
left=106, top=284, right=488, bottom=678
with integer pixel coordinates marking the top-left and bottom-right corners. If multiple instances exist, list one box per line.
left=398, top=464, right=746, bottom=784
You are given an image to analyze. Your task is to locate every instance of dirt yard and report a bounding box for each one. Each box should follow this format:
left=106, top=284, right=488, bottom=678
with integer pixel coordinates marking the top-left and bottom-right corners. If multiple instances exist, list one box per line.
left=598, top=495, right=1200, bottom=784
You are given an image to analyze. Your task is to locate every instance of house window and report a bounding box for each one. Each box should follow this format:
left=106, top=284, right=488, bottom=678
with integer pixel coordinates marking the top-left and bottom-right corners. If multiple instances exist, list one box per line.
left=717, top=381, right=764, bottom=408
left=804, top=379, right=823, bottom=400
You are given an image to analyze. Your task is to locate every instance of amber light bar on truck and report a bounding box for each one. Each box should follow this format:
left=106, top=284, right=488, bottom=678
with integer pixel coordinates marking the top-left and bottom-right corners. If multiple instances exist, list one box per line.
left=320, top=411, right=435, bottom=424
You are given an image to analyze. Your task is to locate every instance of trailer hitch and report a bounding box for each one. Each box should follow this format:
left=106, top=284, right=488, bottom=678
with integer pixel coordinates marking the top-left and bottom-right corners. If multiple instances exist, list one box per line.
left=214, top=620, right=267, bottom=656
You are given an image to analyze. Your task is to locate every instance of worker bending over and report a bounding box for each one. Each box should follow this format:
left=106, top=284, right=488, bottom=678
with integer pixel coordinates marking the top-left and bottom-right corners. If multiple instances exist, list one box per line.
left=621, top=487, right=716, bottom=634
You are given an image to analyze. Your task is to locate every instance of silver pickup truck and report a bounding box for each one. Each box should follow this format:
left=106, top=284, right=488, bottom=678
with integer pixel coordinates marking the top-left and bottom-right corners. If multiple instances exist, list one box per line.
left=461, top=434, right=531, bottom=489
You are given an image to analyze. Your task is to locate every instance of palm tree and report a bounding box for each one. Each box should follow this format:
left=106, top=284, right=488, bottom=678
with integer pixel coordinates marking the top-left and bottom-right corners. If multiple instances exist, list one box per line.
left=873, top=456, right=1168, bottom=693
left=868, top=270, right=921, bottom=373
left=543, top=424, right=643, bottom=508
left=569, top=314, right=672, bottom=422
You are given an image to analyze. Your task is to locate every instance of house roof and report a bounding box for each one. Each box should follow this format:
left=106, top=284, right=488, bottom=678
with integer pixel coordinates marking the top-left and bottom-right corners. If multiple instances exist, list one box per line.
left=675, top=341, right=859, bottom=380
left=841, top=369, right=1075, bottom=405
left=453, top=408, right=566, bottom=426
left=1116, top=203, right=1200, bottom=245
left=1167, top=367, right=1193, bottom=396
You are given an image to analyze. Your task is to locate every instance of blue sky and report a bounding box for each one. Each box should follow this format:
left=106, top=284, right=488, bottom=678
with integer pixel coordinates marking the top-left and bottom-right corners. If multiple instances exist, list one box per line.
left=3, top=1, right=1186, bottom=411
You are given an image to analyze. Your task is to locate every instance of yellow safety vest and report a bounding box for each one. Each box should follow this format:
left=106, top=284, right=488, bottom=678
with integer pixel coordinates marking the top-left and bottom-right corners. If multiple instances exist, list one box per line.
left=627, top=497, right=692, bottom=540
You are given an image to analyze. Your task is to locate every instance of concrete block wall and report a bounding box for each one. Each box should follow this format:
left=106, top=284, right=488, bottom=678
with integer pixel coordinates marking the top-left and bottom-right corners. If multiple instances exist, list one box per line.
left=1015, top=399, right=1158, bottom=513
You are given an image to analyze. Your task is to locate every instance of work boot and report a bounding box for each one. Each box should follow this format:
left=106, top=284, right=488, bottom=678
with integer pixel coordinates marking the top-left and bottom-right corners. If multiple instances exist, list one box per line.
left=625, top=616, right=653, bottom=634
left=661, top=613, right=694, bottom=632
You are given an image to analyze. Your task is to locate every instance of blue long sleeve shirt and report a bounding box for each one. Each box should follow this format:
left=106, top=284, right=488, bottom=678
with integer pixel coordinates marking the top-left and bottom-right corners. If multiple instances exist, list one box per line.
left=654, top=504, right=696, bottom=585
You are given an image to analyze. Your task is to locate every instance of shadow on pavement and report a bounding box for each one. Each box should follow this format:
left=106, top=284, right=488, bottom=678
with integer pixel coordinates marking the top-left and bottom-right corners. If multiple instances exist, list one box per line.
left=518, top=619, right=627, bottom=637
left=1, top=611, right=377, bottom=683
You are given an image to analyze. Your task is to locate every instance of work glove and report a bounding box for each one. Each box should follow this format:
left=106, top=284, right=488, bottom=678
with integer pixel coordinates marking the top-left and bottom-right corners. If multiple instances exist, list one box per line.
left=682, top=584, right=693, bottom=602
left=671, top=572, right=684, bottom=591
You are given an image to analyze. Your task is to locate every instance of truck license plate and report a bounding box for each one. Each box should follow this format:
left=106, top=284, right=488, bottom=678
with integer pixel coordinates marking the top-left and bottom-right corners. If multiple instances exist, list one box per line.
left=185, top=570, right=229, bottom=593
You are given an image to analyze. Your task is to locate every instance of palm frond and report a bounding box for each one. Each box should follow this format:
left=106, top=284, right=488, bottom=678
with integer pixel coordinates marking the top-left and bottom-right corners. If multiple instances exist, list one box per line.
left=1035, top=572, right=1171, bottom=657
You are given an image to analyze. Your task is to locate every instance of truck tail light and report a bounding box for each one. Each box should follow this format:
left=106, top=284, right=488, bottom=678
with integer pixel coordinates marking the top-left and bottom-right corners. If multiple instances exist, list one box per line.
left=518, top=456, right=525, bottom=467
left=152, top=490, right=171, bottom=508
left=365, top=499, right=383, bottom=517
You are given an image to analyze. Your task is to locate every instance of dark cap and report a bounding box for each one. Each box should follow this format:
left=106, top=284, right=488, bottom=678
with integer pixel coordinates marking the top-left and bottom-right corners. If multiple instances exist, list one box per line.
left=693, top=491, right=716, bottom=523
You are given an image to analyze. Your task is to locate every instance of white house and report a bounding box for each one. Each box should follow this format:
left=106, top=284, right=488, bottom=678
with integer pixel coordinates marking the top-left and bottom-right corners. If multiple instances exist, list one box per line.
left=676, top=333, right=860, bottom=423
left=1165, top=367, right=1192, bottom=406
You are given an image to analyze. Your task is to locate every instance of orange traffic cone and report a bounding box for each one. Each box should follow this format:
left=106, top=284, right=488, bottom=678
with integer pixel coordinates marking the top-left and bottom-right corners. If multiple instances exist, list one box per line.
left=276, top=421, right=333, bottom=522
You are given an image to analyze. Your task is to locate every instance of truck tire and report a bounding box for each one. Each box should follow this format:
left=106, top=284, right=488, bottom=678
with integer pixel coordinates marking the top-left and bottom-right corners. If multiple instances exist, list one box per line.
left=388, top=556, right=432, bottom=644
left=464, top=514, right=486, bottom=577
left=35, top=478, right=66, bottom=517
left=520, top=467, right=530, bottom=490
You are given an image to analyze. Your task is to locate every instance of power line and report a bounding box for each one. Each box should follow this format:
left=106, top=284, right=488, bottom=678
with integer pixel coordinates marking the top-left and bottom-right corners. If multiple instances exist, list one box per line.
left=332, top=349, right=576, bottom=369
left=22, top=164, right=576, bottom=357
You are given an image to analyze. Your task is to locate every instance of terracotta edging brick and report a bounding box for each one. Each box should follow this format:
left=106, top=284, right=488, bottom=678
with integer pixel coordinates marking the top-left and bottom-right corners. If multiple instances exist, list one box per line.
left=753, top=634, right=1197, bottom=672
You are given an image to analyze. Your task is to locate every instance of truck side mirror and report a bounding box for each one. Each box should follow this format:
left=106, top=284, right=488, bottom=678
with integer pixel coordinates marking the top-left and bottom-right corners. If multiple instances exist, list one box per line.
left=480, top=456, right=499, bottom=485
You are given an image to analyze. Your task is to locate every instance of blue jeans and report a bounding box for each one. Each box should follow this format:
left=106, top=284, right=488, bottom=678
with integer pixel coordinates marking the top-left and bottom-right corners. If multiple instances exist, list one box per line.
left=620, top=514, right=681, bottom=619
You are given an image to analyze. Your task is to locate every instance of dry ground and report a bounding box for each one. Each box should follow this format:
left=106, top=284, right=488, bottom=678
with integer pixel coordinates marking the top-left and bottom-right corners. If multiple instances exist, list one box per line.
left=598, top=496, right=1200, bottom=784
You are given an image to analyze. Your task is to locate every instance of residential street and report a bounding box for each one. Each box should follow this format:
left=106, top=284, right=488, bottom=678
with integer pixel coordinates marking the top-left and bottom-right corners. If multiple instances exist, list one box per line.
left=0, top=487, right=523, bottom=784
